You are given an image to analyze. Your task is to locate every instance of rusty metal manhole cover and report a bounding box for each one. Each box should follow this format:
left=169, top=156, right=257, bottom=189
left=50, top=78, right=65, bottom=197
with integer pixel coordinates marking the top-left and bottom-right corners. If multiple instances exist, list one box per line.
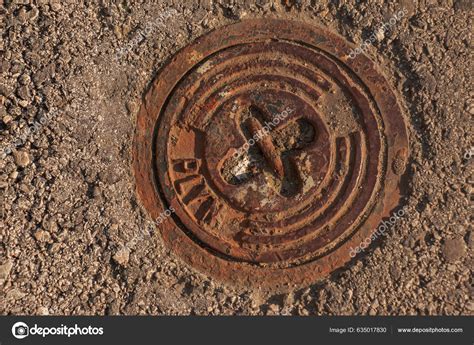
left=133, top=19, right=409, bottom=289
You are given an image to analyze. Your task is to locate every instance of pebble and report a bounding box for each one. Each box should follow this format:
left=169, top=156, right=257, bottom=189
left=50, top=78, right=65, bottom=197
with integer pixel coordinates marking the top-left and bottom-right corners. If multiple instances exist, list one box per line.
left=37, top=306, right=49, bottom=315
left=0, top=260, right=13, bottom=280
left=267, top=304, right=280, bottom=315
left=14, top=151, right=30, bottom=167
left=7, top=288, right=26, bottom=300
left=344, top=289, right=353, bottom=300
left=441, top=237, right=466, bottom=262
left=34, top=229, right=51, bottom=242
left=3, top=115, right=12, bottom=124
left=468, top=231, right=474, bottom=250
left=126, top=100, right=139, bottom=115
left=300, top=308, right=309, bottom=316
left=18, top=99, right=29, bottom=107
left=455, top=0, right=473, bottom=11
left=50, top=1, right=62, bottom=12
left=49, top=243, right=62, bottom=253
left=467, top=105, right=474, bottom=115
left=113, top=247, right=130, bottom=266
left=375, top=28, right=385, bottom=41
left=466, top=301, right=474, bottom=312
left=28, top=7, right=40, bottom=22
left=10, top=171, right=19, bottom=179
left=17, top=85, right=31, bottom=100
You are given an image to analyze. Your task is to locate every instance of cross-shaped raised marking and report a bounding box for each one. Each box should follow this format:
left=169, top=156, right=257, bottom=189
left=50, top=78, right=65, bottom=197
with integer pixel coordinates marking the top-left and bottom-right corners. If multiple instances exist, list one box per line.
left=222, top=104, right=316, bottom=197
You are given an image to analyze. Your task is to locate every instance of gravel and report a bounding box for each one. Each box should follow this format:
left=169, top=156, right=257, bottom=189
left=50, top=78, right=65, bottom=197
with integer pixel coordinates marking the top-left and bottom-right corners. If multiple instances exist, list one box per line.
left=1, top=0, right=472, bottom=316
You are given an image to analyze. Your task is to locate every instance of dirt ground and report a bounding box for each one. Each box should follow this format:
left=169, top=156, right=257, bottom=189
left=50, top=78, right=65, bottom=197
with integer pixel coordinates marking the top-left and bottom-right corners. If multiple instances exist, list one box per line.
left=1, top=0, right=473, bottom=316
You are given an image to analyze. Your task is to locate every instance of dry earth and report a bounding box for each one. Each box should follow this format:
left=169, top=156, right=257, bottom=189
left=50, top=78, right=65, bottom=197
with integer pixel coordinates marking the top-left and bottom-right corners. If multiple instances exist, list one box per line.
left=1, top=0, right=473, bottom=315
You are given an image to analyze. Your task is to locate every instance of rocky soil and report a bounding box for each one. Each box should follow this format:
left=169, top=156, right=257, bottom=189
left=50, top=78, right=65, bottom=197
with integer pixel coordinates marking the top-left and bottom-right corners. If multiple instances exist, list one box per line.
left=1, top=0, right=472, bottom=315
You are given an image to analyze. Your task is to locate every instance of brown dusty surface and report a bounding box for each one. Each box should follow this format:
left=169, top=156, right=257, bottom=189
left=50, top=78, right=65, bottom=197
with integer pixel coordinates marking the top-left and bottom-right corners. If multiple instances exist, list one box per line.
left=1, top=0, right=473, bottom=315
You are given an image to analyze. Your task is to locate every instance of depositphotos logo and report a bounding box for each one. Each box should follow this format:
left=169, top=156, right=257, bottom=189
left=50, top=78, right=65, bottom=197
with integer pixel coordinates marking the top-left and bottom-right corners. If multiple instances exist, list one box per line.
left=12, top=321, right=104, bottom=339
left=12, top=322, right=29, bottom=339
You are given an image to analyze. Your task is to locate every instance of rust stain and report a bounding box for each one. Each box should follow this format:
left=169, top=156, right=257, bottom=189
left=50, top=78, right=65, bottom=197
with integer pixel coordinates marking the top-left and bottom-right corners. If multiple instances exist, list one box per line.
left=133, top=19, right=409, bottom=290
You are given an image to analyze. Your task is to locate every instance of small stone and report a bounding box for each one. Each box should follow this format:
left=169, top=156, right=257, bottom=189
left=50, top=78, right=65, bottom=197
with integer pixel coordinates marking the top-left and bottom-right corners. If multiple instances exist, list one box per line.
left=19, top=99, right=29, bottom=108
left=283, top=292, right=294, bottom=307
left=266, top=304, right=280, bottom=315
left=427, top=303, right=436, bottom=314
left=18, top=73, right=30, bottom=85
left=49, top=243, right=62, bottom=253
left=467, top=105, right=474, bottom=115
left=256, top=0, right=272, bottom=10
left=106, top=299, right=120, bottom=315
left=50, top=0, right=62, bottom=12
left=250, top=291, right=265, bottom=308
left=0, top=180, right=7, bottom=189
left=17, top=7, right=28, bottom=23
left=468, top=231, right=474, bottom=250
left=10, top=171, right=19, bottom=180
left=344, top=289, right=353, bottom=300
left=375, top=28, right=385, bottom=41
left=300, top=308, right=310, bottom=316
left=92, top=185, right=101, bottom=199
left=0, top=260, right=13, bottom=280
left=7, top=288, right=26, bottom=300
left=37, top=306, right=49, bottom=315
left=3, top=115, right=12, bottom=124
left=390, top=264, right=402, bottom=280
left=454, top=0, right=473, bottom=11
left=28, top=7, right=40, bottom=21
left=99, top=169, right=120, bottom=184
left=34, top=229, right=51, bottom=242
left=201, top=17, right=209, bottom=28
left=466, top=301, right=474, bottom=312
left=14, top=151, right=30, bottom=168
left=113, top=247, right=130, bottom=266
left=17, top=85, right=31, bottom=100
left=113, top=25, right=123, bottom=39
left=126, top=100, right=139, bottom=115
left=441, top=237, right=466, bottom=262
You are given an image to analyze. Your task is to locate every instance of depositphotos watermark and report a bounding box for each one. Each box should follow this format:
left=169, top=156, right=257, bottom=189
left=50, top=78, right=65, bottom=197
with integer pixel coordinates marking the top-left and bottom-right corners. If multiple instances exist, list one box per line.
left=232, top=106, right=295, bottom=160
left=348, top=8, right=408, bottom=59
left=114, top=8, right=178, bottom=61
left=350, top=207, right=407, bottom=257
left=127, top=206, right=176, bottom=250
left=12, top=321, right=104, bottom=339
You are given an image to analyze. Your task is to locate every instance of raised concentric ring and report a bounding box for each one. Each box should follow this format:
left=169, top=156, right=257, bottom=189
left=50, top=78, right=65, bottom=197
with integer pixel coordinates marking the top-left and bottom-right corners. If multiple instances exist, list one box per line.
left=133, top=19, right=409, bottom=289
